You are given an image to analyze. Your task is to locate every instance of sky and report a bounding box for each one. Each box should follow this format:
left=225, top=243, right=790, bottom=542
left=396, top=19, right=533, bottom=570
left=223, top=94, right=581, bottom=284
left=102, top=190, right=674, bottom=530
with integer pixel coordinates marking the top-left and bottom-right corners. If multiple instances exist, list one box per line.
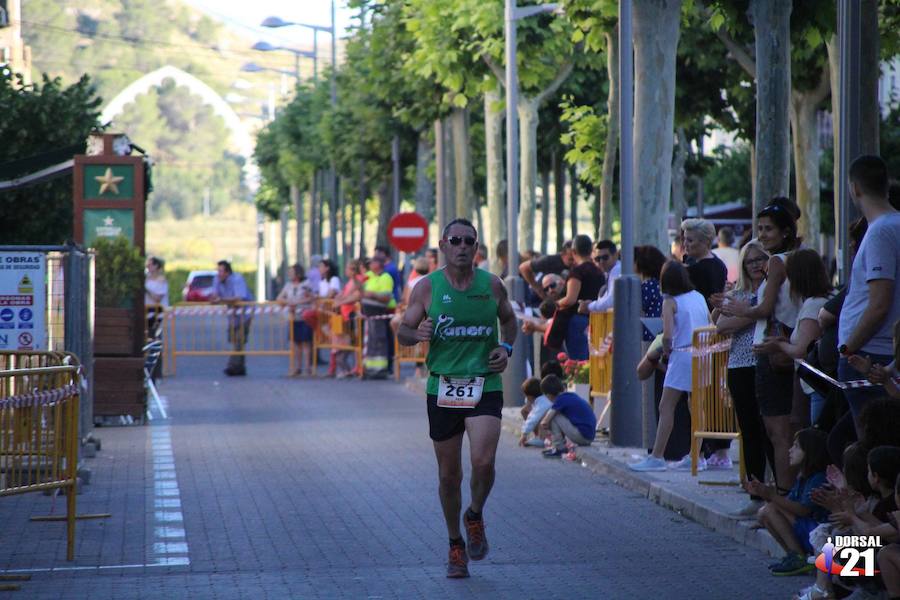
left=182, top=0, right=357, bottom=54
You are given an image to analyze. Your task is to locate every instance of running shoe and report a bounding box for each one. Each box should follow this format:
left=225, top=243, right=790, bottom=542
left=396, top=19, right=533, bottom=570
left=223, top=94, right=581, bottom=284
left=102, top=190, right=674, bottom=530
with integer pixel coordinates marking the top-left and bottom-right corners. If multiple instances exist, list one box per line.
left=706, top=454, right=734, bottom=470
left=669, top=455, right=707, bottom=472
left=446, top=544, right=469, bottom=578
left=771, top=552, right=814, bottom=576
left=464, top=513, right=489, bottom=561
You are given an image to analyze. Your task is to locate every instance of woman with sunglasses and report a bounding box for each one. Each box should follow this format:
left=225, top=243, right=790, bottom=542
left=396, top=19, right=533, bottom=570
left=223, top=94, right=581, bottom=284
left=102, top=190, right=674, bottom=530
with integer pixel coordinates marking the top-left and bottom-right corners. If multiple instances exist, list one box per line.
left=718, top=196, right=803, bottom=495
left=550, top=235, right=605, bottom=360
left=713, top=240, right=772, bottom=516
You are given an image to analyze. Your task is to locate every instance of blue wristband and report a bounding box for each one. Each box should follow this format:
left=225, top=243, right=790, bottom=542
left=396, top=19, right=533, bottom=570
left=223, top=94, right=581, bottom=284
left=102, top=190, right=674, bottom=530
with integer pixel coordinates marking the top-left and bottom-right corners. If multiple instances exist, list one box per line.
left=500, top=342, right=513, bottom=357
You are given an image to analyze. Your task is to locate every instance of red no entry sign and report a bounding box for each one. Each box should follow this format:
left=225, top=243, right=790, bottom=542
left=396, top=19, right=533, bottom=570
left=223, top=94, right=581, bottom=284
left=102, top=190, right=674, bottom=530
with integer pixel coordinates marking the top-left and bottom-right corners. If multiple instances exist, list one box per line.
left=387, top=212, right=429, bottom=253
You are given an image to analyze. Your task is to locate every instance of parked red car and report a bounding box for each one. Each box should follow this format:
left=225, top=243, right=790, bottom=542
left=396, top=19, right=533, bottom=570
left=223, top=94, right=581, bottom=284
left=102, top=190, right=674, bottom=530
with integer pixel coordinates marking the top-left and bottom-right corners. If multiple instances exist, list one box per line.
left=182, top=270, right=217, bottom=302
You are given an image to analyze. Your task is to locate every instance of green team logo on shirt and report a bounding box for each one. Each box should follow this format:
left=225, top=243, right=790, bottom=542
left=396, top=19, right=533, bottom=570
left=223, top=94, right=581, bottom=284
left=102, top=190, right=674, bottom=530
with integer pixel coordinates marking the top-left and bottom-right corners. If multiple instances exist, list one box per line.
left=435, top=314, right=494, bottom=341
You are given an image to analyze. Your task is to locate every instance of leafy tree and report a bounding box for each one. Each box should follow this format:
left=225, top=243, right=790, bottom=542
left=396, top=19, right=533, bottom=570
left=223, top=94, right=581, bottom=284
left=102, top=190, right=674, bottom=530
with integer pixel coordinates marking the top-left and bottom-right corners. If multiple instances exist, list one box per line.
left=0, top=71, right=102, bottom=244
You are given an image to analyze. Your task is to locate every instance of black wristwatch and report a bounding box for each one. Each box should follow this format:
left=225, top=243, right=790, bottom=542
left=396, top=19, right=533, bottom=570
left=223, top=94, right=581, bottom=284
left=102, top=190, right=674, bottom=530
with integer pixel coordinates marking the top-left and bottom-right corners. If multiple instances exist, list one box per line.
left=500, top=342, right=513, bottom=357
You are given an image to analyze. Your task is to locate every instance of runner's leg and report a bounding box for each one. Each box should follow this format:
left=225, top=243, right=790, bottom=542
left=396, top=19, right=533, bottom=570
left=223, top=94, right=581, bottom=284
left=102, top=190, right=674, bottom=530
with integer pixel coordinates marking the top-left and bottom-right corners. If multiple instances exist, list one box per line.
left=465, top=415, right=501, bottom=513
left=432, top=432, right=465, bottom=539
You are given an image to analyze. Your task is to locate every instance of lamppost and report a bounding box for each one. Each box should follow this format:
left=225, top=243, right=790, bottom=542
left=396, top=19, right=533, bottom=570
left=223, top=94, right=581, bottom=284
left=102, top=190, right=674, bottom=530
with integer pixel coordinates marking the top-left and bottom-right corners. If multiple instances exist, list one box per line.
left=608, top=0, right=643, bottom=447
left=249, top=45, right=317, bottom=282
left=251, top=41, right=317, bottom=80
left=502, top=0, right=560, bottom=406
left=262, top=4, right=338, bottom=259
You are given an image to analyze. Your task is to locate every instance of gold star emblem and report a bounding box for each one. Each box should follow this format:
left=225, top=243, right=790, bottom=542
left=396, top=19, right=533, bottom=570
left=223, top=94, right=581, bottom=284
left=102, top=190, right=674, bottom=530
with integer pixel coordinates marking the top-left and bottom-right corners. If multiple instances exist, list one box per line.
left=95, top=167, right=124, bottom=195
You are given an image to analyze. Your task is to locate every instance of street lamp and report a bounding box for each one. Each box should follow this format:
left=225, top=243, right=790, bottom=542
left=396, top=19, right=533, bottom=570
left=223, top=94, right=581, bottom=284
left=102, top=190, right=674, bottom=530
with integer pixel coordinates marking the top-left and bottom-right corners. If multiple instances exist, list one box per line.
left=262, top=5, right=338, bottom=260
left=251, top=41, right=317, bottom=80
left=502, top=0, right=559, bottom=407
left=262, top=15, right=334, bottom=84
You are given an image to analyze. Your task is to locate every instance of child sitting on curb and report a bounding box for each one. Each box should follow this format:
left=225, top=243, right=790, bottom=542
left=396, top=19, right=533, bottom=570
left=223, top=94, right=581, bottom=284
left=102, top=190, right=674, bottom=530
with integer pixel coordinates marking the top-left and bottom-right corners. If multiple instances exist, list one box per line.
left=746, top=427, right=830, bottom=577
left=519, top=361, right=566, bottom=448
left=519, top=377, right=551, bottom=448
left=538, top=375, right=596, bottom=459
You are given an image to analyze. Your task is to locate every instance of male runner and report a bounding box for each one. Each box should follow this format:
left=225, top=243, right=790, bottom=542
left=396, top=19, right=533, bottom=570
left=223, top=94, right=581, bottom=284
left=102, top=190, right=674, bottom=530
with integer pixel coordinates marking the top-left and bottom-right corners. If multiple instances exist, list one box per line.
left=398, top=218, right=517, bottom=578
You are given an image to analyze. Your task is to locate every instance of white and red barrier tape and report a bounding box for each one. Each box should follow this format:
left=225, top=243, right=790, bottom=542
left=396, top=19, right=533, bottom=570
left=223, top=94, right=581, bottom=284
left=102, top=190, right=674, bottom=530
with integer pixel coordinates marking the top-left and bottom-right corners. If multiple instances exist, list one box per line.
left=0, top=383, right=79, bottom=409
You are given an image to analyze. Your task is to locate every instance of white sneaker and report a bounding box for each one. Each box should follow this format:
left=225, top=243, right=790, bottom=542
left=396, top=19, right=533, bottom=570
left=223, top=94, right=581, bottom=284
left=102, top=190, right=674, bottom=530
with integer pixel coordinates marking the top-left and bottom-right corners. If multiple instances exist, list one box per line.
left=628, top=456, right=667, bottom=472
left=669, top=455, right=706, bottom=471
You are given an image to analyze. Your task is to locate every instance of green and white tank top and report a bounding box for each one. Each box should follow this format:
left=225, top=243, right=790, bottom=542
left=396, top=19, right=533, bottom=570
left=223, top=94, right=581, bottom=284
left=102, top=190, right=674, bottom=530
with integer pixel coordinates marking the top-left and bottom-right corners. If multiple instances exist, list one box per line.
left=425, top=268, right=502, bottom=395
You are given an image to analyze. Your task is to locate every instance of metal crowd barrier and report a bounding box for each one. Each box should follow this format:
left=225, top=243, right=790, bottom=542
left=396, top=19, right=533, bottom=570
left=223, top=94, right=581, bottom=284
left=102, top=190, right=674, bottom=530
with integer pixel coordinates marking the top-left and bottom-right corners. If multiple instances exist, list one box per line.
left=588, top=311, right=614, bottom=401
left=310, top=299, right=364, bottom=375
left=394, top=337, right=428, bottom=381
left=689, top=326, right=744, bottom=482
left=163, top=302, right=296, bottom=376
left=0, top=360, right=80, bottom=560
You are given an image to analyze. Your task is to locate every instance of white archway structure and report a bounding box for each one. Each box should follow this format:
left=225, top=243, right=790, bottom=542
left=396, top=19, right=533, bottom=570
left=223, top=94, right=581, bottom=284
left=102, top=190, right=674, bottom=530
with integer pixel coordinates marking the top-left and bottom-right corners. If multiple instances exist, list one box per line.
left=100, top=65, right=257, bottom=189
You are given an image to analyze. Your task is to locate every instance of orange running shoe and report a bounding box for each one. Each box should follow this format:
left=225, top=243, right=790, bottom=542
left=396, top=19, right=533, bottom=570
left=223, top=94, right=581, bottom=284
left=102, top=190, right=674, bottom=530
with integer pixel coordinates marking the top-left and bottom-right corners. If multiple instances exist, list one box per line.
left=464, top=513, right=489, bottom=561
left=446, top=544, right=469, bottom=578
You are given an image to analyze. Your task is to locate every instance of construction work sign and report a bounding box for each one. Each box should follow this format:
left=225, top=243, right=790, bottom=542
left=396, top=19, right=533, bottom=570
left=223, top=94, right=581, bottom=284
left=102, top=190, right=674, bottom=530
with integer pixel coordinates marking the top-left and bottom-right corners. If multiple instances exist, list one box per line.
left=0, top=253, right=47, bottom=350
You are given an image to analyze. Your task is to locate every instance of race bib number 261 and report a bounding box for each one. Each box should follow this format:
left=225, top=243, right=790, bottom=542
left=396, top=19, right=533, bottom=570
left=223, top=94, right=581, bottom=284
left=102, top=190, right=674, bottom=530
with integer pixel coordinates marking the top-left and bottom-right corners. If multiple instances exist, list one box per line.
left=437, top=376, right=485, bottom=408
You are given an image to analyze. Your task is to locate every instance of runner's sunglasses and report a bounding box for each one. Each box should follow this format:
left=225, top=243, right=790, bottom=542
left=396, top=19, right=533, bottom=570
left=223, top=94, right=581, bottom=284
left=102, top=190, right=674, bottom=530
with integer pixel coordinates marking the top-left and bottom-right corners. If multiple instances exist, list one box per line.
left=446, top=235, right=477, bottom=246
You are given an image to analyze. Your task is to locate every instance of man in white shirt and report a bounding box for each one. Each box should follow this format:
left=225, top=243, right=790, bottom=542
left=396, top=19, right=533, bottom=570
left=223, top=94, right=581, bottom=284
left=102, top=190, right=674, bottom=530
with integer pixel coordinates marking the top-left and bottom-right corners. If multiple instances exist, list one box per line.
left=711, top=227, right=740, bottom=284
left=580, top=240, right=620, bottom=313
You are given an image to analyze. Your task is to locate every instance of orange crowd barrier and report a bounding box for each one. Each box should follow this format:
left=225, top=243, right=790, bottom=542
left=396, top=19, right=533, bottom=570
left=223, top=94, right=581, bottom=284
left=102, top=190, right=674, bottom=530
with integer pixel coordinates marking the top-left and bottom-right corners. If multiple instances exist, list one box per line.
left=311, top=299, right=364, bottom=375
left=588, top=311, right=614, bottom=401
left=689, top=326, right=744, bottom=482
left=0, top=355, right=81, bottom=560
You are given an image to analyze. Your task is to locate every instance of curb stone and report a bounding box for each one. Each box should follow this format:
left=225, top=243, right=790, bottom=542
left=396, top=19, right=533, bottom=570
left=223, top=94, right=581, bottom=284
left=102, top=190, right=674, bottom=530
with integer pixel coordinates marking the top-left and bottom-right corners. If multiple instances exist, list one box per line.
left=498, top=409, right=785, bottom=559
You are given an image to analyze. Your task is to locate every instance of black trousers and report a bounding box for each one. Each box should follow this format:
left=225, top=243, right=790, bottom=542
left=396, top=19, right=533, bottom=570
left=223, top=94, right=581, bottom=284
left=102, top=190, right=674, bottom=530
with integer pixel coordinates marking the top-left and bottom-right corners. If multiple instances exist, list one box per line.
left=727, top=367, right=774, bottom=497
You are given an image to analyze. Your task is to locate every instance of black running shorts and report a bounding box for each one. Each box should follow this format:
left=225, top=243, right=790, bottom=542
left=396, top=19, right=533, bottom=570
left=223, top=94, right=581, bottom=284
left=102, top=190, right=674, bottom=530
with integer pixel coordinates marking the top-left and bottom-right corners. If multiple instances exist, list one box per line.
left=426, top=391, right=503, bottom=442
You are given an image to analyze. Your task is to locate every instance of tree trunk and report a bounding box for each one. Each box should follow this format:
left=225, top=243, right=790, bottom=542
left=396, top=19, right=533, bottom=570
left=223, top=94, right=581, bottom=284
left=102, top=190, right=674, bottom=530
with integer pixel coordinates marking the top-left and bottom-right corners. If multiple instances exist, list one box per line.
left=350, top=187, right=357, bottom=260
left=633, top=0, right=681, bottom=251
left=518, top=97, right=540, bottom=252
left=749, top=0, right=792, bottom=213
left=600, top=27, right=619, bottom=244
left=450, top=106, right=474, bottom=219
left=671, top=127, right=688, bottom=225
left=569, top=166, right=578, bottom=239
left=826, top=34, right=840, bottom=251
left=358, top=164, right=367, bottom=257
left=554, top=150, right=566, bottom=247
left=443, top=116, right=456, bottom=222
left=376, top=179, right=391, bottom=250
left=484, top=88, right=506, bottom=260
left=859, top=0, right=880, bottom=155
left=328, top=170, right=338, bottom=259
left=749, top=142, right=757, bottom=212
left=791, top=75, right=828, bottom=251
left=540, top=168, right=551, bottom=255
left=593, top=185, right=602, bottom=240
left=415, top=130, right=434, bottom=222
left=291, top=184, right=305, bottom=268
left=318, top=170, right=327, bottom=255
left=310, top=171, right=319, bottom=258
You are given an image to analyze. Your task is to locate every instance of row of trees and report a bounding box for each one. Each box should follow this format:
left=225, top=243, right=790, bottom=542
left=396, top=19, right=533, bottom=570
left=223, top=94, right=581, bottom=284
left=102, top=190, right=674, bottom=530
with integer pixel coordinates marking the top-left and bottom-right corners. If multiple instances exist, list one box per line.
left=256, top=0, right=899, bottom=264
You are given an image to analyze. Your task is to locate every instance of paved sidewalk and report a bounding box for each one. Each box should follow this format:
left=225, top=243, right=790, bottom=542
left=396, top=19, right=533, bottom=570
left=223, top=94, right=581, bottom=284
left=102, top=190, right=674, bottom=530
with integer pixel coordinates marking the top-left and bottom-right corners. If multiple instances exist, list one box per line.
left=0, top=360, right=806, bottom=598
left=499, top=408, right=784, bottom=558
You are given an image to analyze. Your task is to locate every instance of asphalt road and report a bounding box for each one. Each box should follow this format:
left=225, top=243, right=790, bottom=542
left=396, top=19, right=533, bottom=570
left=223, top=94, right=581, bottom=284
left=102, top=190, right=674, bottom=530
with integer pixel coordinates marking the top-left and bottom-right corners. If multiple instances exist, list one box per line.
left=0, top=357, right=807, bottom=598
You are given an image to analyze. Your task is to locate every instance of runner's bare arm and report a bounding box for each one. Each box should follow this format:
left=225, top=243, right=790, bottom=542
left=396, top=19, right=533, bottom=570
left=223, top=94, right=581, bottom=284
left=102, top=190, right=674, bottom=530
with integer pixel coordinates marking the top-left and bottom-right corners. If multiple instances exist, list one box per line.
left=486, top=277, right=517, bottom=373
left=493, top=277, right=517, bottom=346
left=397, top=278, right=433, bottom=346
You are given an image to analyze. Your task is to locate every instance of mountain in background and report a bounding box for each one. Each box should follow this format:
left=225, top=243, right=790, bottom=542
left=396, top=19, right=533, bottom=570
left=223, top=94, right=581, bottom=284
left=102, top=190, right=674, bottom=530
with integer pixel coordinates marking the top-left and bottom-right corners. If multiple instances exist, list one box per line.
left=22, top=0, right=292, bottom=219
